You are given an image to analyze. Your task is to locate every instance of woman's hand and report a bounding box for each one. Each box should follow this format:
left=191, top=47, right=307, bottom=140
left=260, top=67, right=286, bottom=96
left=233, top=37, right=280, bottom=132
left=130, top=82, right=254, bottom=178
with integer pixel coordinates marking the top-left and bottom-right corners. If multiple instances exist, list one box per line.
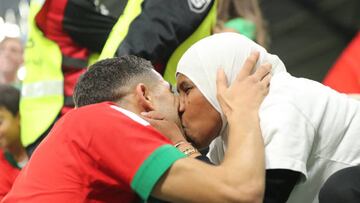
left=216, top=51, right=271, bottom=120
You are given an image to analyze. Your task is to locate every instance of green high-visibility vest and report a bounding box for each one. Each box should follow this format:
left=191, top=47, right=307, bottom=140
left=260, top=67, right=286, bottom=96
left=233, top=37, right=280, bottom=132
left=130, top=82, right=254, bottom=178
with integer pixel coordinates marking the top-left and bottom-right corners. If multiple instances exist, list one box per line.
left=20, top=0, right=64, bottom=147
left=20, top=0, right=144, bottom=147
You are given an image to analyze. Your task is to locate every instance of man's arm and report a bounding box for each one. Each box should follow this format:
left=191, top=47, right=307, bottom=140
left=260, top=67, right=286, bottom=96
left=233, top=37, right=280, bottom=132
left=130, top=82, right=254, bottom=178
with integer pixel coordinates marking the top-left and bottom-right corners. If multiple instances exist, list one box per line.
left=151, top=53, right=271, bottom=203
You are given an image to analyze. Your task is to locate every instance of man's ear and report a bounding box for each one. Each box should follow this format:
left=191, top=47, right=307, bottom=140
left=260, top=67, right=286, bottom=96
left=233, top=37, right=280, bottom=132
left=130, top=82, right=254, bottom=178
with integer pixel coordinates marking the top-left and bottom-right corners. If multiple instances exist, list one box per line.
left=135, top=83, right=154, bottom=112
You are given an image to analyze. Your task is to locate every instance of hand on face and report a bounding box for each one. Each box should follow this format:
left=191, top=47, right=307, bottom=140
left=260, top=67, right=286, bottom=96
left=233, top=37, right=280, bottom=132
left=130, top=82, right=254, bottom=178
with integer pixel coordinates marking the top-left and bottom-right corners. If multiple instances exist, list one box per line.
left=142, top=74, right=186, bottom=144
left=216, top=51, right=271, bottom=120
left=141, top=111, right=186, bottom=144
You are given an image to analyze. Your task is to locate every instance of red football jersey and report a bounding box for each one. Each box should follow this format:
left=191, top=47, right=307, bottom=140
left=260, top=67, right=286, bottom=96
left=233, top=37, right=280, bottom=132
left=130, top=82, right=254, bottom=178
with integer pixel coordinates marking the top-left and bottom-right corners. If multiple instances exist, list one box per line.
left=2, top=102, right=185, bottom=202
left=0, top=150, right=20, bottom=201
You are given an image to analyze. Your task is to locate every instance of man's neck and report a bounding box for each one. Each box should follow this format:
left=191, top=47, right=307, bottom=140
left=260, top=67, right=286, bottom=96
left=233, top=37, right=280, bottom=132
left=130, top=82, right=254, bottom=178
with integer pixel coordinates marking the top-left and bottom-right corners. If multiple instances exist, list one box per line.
left=114, top=96, right=143, bottom=116
left=7, top=142, right=28, bottom=164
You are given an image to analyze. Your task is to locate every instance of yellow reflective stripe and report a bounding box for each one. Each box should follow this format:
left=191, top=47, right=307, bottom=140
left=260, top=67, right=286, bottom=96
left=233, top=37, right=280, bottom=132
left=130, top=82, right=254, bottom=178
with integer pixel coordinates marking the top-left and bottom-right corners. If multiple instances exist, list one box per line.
left=163, top=0, right=217, bottom=85
left=22, top=81, right=63, bottom=98
left=88, top=53, right=100, bottom=66
left=98, top=0, right=144, bottom=60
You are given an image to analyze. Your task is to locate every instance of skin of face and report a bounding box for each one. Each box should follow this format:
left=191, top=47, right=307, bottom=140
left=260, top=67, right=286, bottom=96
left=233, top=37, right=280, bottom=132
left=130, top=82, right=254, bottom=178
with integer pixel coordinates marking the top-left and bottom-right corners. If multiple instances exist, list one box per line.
left=177, top=73, right=222, bottom=149
left=0, top=38, right=23, bottom=76
left=150, top=70, right=182, bottom=128
left=0, top=107, right=20, bottom=150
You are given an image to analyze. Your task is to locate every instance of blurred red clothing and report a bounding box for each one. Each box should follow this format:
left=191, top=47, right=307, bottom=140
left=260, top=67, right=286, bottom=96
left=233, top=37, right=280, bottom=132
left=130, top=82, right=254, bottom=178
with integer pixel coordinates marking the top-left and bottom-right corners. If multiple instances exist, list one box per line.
left=0, top=149, right=20, bottom=201
left=323, top=32, right=360, bottom=93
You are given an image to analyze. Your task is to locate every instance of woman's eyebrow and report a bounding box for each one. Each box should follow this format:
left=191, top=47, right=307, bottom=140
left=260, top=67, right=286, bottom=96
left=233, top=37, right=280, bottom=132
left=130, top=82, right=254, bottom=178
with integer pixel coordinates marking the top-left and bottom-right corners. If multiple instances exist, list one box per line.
left=176, top=81, right=185, bottom=92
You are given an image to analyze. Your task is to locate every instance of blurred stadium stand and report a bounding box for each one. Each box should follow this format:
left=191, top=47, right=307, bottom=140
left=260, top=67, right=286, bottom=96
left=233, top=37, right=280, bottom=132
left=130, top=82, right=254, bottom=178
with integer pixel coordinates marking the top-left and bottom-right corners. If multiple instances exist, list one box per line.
left=261, top=0, right=360, bottom=81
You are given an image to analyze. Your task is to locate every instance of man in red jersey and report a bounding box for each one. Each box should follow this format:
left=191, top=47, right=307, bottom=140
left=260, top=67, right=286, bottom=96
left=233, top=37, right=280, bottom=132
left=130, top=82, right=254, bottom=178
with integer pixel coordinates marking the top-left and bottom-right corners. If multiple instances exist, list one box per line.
left=2, top=55, right=271, bottom=202
left=22, top=0, right=216, bottom=157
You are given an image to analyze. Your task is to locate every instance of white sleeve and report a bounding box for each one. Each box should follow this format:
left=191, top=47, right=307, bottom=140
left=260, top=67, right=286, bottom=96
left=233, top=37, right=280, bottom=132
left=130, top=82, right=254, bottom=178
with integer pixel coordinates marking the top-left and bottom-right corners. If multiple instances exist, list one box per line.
left=207, top=136, right=225, bottom=165
left=260, top=102, right=315, bottom=180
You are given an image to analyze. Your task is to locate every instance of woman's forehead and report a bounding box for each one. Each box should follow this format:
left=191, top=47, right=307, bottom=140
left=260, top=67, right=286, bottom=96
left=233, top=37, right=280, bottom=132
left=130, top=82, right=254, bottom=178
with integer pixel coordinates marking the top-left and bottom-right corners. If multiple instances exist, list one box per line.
left=176, top=74, right=195, bottom=87
left=176, top=73, right=193, bottom=82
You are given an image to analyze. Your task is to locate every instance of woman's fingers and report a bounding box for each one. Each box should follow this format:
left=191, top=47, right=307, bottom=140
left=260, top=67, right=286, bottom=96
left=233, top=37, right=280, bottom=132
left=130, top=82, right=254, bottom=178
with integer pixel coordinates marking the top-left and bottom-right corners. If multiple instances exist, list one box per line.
left=235, top=51, right=260, bottom=81
left=261, top=71, right=271, bottom=88
left=253, top=63, right=272, bottom=82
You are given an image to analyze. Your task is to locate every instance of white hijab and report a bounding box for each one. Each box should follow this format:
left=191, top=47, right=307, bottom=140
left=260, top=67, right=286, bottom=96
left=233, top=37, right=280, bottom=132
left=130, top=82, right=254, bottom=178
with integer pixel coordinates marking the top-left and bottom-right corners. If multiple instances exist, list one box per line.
left=176, top=33, right=287, bottom=163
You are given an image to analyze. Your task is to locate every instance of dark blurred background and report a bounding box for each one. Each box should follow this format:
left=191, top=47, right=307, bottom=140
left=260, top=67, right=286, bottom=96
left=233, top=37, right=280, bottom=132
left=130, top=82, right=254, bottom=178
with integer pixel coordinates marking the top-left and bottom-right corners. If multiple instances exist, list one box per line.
left=261, top=0, right=360, bottom=81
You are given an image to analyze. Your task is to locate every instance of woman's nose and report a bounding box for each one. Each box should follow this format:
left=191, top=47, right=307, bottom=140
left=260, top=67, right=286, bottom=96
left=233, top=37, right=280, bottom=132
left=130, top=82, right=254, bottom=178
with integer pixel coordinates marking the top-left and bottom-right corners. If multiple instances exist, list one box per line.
left=178, top=96, right=185, bottom=114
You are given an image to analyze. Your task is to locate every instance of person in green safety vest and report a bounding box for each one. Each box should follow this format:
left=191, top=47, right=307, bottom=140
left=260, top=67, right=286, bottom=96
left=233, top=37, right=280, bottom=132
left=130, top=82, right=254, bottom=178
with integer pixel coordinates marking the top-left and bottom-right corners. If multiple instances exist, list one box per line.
left=214, top=0, right=268, bottom=48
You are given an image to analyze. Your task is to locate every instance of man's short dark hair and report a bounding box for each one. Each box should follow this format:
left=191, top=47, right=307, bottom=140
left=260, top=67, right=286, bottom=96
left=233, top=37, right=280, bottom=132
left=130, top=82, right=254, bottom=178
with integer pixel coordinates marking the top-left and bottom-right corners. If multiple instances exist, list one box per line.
left=0, top=85, right=20, bottom=115
left=74, top=55, right=157, bottom=107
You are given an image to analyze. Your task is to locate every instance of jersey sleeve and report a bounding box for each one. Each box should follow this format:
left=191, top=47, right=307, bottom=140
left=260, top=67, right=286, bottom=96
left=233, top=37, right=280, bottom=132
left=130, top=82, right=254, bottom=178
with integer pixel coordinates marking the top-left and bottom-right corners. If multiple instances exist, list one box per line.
left=260, top=102, right=316, bottom=181
left=89, top=105, right=185, bottom=200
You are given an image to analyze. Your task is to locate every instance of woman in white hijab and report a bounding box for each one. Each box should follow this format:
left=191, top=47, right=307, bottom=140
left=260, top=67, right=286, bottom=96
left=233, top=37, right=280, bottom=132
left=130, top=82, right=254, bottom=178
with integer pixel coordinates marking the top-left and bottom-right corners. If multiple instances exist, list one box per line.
left=176, top=32, right=360, bottom=203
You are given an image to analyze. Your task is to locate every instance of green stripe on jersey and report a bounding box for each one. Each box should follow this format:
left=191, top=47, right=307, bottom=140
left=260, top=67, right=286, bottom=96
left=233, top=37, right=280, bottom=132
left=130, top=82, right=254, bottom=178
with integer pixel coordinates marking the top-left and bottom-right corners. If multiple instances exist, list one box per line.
left=131, top=144, right=186, bottom=200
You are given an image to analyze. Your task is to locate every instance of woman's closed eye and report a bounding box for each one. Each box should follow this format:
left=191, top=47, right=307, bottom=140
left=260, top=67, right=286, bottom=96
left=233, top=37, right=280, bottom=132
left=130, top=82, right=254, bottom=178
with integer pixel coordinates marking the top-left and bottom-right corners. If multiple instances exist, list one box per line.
left=183, top=86, right=193, bottom=95
left=177, top=78, right=195, bottom=96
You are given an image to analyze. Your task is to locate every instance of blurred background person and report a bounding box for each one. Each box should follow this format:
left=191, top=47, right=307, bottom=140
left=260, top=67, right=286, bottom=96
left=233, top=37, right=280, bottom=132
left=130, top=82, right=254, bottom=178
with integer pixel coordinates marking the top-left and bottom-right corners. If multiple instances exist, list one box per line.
left=0, top=85, right=28, bottom=201
left=0, top=37, right=24, bottom=87
left=0, top=0, right=28, bottom=87
left=214, top=0, right=267, bottom=47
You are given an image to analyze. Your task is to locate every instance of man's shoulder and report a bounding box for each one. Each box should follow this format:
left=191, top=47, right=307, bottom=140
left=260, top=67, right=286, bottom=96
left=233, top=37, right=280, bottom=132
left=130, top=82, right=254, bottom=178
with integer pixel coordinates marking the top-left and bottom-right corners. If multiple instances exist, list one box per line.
left=72, top=102, right=150, bottom=127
